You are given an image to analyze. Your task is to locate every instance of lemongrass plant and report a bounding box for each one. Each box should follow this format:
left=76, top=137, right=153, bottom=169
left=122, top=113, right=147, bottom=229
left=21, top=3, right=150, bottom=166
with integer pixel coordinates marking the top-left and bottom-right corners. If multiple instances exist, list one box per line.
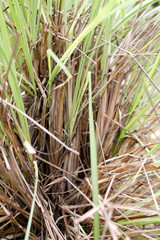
left=0, top=0, right=160, bottom=239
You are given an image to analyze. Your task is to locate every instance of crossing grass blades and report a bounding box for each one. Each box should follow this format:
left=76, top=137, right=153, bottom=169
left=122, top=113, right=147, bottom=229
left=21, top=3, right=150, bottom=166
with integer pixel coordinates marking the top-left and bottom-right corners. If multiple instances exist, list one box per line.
left=0, top=1, right=160, bottom=239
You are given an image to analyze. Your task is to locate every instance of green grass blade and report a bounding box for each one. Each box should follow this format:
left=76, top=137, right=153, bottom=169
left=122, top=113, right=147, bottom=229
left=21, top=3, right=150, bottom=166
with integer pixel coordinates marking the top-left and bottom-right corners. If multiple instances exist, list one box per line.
left=88, top=71, right=99, bottom=240
left=8, top=0, right=36, bottom=94
left=118, top=216, right=160, bottom=227
left=0, top=1, right=30, bottom=142
left=47, top=49, right=72, bottom=80
left=24, top=161, right=38, bottom=240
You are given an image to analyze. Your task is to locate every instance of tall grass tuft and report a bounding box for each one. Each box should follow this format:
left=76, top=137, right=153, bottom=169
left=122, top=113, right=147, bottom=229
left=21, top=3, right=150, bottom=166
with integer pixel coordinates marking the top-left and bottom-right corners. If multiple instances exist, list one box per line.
left=0, top=0, right=160, bottom=239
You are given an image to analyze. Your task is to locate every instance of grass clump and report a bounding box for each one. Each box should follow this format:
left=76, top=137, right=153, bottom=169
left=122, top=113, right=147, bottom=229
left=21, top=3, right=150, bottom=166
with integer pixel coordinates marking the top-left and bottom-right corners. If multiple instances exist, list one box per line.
left=0, top=0, right=160, bottom=239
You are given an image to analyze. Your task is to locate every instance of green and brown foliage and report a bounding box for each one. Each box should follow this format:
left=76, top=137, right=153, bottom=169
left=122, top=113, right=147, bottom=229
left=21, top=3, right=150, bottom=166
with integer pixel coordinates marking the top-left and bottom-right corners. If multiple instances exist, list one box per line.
left=0, top=0, right=160, bottom=239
